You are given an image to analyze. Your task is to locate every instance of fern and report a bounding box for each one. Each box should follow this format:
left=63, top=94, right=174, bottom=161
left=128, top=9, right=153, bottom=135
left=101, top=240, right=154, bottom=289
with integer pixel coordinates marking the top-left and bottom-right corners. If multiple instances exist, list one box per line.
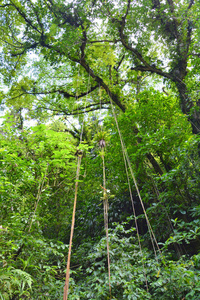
left=0, top=267, right=32, bottom=299
left=11, top=268, right=33, bottom=289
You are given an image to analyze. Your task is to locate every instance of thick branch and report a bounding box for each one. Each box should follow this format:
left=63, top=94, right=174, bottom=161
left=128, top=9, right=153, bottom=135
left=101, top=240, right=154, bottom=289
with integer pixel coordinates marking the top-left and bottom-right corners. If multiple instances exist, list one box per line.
left=64, top=128, right=80, bottom=139
left=79, top=59, right=126, bottom=112
left=8, top=92, right=27, bottom=101
left=134, top=126, right=164, bottom=175
left=63, top=85, right=99, bottom=99
left=118, top=10, right=173, bottom=81
left=146, top=153, right=163, bottom=176
left=114, top=55, right=125, bottom=71
left=24, top=84, right=99, bottom=99
left=188, top=0, right=194, bottom=10
left=131, top=65, right=172, bottom=80
left=0, top=4, right=13, bottom=7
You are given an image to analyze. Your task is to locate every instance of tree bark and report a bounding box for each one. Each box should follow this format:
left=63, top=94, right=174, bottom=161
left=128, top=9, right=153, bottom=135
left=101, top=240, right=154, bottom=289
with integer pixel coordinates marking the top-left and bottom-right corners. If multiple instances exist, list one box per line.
left=176, top=81, right=200, bottom=134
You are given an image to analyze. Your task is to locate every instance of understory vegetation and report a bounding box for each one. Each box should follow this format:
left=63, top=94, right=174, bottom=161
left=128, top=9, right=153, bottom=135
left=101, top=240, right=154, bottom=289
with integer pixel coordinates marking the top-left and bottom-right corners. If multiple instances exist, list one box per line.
left=0, top=0, right=200, bottom=299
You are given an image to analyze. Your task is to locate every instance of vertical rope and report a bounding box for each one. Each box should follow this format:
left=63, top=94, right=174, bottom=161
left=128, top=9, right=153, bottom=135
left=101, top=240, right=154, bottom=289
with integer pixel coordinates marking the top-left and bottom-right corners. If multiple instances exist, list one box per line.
left=63, top=154, right=82, bottom=300
left=121, top=151, right=149, bottom=291
left=63, top=72, right=90, bottom=300
left=101, top=150, right=111, bottom=297
left=109, top=98, right=163, bottom=259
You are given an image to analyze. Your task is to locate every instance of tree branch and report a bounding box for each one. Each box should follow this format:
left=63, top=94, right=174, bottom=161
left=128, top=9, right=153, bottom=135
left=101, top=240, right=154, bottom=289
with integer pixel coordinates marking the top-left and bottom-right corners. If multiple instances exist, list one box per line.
left=130, top=65, right=172, bottom=79
left=0, top=4, right=13, bottom=7
left=78, top=58, right=126, bottom=112
left=10, top=0, right=42, bottom=34
left=63, top=85, right=99, bottom=99
left=64, top=128, right=80, bottom=139
left=89, top=39, right=120, bottom=44
left=188, top=0, right=194, bottom=10
left=117, top=1, right=181, bottom=82
left=11, top=42, right=39, bottom=56
left=8, top=92, right=27, bottom=101
left=24, top=84, right=99, bottom=99
left=118, top=9, right=172, bottom=79
left=38, top=103, right=109, bottom=116
left=124, top=0, right=131, bottom=19
left=72, top=102, right=110, bottom=114
left=67, top=106, right=109, bottom=115
left=26, top=0, right=44, bottom=32
left=114, top=55, right=125, bottom=71
left=0, top=38, right=23, bottom=49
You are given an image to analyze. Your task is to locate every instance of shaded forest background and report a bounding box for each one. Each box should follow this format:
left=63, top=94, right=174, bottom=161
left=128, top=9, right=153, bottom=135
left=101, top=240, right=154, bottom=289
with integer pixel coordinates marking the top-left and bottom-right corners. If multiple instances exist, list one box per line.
left=0, top=0, right=200, bottom=299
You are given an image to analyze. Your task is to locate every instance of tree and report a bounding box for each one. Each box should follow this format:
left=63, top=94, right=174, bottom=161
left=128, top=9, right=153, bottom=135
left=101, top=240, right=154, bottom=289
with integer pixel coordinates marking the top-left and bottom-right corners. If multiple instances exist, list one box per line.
left=1, top=1, right=200, bottom=299
left=0, top=0, right=199, bottom=134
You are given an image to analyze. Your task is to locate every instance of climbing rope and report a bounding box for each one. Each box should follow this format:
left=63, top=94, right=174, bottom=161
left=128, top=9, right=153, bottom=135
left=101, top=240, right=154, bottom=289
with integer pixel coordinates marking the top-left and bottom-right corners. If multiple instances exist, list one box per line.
left=63, top=152, right=82, bottom=300
left=120, top=148, right=149, bottom=291
left=100, top=142, right=112, bottom=298
left=63, top=73, right=90, bottom=300
left=109, top=97, right=164, bottom=260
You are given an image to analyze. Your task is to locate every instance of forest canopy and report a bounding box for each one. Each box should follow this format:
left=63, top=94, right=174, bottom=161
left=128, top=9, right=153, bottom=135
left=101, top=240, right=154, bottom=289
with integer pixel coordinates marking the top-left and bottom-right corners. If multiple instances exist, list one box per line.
left=0, top=0, right=200, bottom=299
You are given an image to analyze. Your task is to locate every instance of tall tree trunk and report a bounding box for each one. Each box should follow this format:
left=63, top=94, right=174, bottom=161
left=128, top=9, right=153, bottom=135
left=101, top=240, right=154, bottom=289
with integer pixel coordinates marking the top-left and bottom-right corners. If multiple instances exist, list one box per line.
left=176, top=81, right=200, bottom=135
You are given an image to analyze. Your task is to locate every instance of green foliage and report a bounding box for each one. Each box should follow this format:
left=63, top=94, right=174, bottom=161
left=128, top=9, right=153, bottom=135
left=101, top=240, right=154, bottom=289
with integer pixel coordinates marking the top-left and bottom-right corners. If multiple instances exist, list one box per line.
left=0, top=110, right=200, bottom=299
left=0, top=267, right=32, bottom=299
left=66, top=222, right=200, bottom=300
left=0, top=224, right=67, bottom=299
left=0, top=0, right=200, bottom=299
